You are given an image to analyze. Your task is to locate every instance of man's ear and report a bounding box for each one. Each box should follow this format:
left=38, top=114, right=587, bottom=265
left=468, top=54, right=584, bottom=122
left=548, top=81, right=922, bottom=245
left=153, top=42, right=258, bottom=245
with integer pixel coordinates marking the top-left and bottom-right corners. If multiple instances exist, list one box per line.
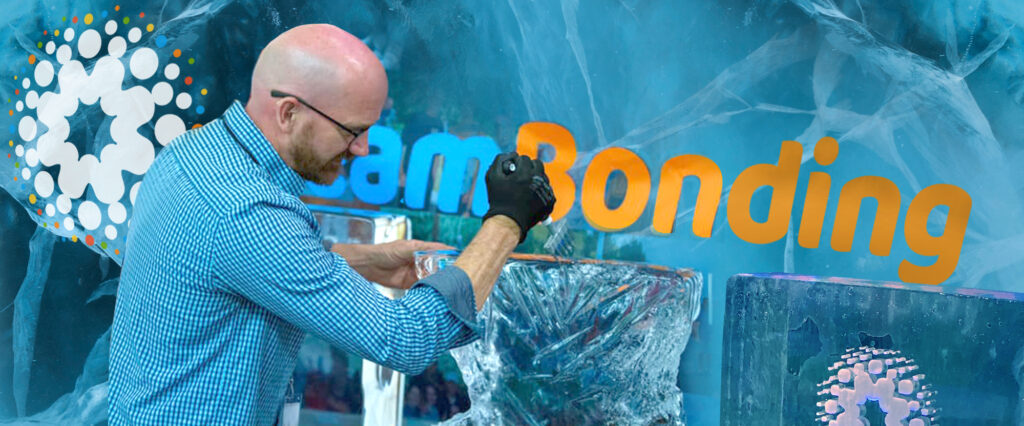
left=275, top=98, right=298, bottom=133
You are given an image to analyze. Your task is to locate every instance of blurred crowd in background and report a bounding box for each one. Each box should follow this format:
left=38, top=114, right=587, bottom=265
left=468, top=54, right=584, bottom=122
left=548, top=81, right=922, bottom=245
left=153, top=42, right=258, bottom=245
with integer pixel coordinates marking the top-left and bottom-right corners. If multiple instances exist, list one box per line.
left=299, top=348, right=470, bottom=421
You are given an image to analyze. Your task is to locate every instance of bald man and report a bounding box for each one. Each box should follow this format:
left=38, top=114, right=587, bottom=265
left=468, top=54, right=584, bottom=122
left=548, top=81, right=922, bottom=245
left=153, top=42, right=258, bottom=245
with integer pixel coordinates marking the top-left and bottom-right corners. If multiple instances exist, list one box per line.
left=108, top=24, right=554, bottom=424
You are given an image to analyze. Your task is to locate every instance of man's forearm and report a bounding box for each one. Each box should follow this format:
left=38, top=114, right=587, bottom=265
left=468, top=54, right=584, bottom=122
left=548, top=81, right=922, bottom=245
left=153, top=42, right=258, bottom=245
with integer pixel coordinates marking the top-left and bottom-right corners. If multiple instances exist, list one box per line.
left=330, top=243, right=398, bottom=288
left=332, top=215, right=522, bottom=310
left=454, top=215, right=520, bottom=310
left=331, top=243, right=377, bottom=274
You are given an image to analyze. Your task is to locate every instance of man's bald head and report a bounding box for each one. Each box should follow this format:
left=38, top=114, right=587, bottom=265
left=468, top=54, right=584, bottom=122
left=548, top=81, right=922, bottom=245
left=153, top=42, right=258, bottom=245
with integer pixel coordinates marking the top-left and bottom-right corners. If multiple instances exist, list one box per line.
left=246, top=24, right=388, bottom=184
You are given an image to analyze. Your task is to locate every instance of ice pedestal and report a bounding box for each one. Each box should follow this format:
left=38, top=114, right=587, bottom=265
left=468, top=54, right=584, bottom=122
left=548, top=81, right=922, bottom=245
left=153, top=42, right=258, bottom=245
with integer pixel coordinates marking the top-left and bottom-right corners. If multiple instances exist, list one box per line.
left=721, top=274, right=1024, bottom=425
left=302, top=205, right=412, bottom=425
left=416, top=252, right=702, bottom=425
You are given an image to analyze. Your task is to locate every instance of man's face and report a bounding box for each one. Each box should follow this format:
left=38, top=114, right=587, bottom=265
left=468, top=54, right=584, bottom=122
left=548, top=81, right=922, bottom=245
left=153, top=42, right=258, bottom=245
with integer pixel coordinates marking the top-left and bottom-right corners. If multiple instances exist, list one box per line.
left=290, top=122, right=361, bottom=184
left=289, top=105, right=372, bottom=185
left=277, top=72, right=386, bottom=185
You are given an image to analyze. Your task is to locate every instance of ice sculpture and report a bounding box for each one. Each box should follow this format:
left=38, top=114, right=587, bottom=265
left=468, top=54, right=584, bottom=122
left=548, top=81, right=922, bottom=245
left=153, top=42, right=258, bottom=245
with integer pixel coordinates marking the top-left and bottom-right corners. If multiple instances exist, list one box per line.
left=416, top=251, right=702, bottom=425
left=721, top=274, right=1024, bottom=425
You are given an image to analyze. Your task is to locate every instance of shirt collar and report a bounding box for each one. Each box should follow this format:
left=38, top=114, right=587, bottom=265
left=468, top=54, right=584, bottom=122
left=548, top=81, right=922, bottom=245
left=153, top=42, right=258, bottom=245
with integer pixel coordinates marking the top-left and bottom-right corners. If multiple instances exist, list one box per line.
left=222, top=101, right=306, bottom=197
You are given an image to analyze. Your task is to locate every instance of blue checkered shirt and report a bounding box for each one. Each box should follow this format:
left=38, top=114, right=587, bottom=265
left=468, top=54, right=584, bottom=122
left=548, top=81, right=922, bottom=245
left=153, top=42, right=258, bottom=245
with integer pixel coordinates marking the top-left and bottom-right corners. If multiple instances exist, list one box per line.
left=109, top=101, right=479, bottom=425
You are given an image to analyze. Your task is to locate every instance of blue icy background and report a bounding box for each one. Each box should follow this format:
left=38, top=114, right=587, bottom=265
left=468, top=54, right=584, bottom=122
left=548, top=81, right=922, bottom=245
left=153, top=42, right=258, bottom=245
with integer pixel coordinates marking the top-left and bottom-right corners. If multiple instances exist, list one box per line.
left=2, top=0, right=1023, bottom=423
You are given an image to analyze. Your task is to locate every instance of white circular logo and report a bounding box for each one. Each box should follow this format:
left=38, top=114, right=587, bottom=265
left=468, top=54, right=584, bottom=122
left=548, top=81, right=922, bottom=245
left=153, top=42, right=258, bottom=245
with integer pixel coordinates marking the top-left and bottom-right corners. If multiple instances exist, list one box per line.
left=11, top=12, right=205, bottom=253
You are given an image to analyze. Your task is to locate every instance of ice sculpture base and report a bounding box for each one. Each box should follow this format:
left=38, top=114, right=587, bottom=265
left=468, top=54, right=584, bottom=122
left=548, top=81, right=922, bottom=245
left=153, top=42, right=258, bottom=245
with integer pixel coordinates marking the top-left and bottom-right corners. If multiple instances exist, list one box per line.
left=416, top=252, right=702, bottom=425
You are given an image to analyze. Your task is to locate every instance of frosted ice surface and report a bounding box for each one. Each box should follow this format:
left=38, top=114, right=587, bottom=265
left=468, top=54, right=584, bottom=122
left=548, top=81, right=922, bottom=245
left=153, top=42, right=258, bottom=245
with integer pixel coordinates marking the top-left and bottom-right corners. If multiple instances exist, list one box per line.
left=417, top=251, right=702, bottom=425
left=11, top=227, right=57, bottom=416
left=721, top=273, right=1024, bottom=425
left=8, top=329, right=111, bottom=424
left=86, top=278, right=119, bottom=304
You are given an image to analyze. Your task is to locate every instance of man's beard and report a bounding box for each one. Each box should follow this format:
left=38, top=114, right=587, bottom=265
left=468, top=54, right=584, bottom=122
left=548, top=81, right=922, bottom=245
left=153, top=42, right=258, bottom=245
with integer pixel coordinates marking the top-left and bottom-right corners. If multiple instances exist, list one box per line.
left=291, top=128, right=351, bottom=184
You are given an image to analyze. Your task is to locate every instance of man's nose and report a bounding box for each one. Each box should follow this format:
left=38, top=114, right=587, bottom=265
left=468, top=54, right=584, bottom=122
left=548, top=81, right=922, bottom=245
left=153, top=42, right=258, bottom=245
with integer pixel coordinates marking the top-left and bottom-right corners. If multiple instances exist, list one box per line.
left=350, top=132, right=370, bottom=157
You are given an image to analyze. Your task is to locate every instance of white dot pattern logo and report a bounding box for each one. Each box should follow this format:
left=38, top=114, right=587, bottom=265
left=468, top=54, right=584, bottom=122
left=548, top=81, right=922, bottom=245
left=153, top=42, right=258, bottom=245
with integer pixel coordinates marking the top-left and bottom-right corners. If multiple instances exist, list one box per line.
left=34, top=171, right=53, bottom=197
left=78, top=29, right=102, bottom=59
left=34, top=60, right=54, bottom=86
left=78, top=201, right=102, bottom=231
left=108, top=36, right=126, bottom=58
left=175, top=92, right=192, bottom=109
left=56, top=194, right=72, bottom=214
left=817, top=347, right=938, bottom=426
left=9, top=10, right=207, bottom=255
left=152, top=82, right=173, bottom=106
left=130, top=48, right=158, bottom=79
left=107, top=202, right=127, bottom=224
left=56, top=44, right=72, bottom=64
left=164, top=63, right=179, bottom=80
left=128, top=27, right=142, bottom=43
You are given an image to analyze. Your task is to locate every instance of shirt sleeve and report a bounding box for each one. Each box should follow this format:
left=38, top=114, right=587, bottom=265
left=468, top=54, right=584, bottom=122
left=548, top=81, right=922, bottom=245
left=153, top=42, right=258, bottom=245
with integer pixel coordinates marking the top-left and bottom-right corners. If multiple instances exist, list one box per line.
left=412, top=265, right=482, bottom=336
left=211, top=196, right=478, bottom=375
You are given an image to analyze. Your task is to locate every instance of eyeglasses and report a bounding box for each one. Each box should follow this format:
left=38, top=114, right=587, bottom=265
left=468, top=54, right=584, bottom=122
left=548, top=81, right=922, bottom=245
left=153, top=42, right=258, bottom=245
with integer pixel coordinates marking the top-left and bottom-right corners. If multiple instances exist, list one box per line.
left=270, top=90, right=367, bottom=140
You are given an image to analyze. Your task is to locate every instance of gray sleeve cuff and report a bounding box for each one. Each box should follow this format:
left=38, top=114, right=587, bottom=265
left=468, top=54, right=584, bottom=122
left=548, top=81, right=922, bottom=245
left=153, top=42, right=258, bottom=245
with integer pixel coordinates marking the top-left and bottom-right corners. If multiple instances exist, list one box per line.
left=412, top=265, right=481, bottom=334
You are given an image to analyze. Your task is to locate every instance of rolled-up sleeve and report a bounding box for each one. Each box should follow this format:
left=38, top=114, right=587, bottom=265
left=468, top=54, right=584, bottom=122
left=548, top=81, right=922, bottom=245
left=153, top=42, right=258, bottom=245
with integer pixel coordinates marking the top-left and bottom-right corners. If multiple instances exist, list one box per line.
left=413, top=266, right=481, bottom=337
left=211, top=196, right=478, bottom=375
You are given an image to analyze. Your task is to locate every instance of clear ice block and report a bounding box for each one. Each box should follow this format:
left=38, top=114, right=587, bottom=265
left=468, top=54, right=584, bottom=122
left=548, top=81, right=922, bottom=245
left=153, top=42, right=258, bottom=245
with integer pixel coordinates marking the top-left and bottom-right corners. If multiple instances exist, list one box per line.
left=721, top=274, right=1024, bottom=425
left=416, top=251, right=702, bottom=425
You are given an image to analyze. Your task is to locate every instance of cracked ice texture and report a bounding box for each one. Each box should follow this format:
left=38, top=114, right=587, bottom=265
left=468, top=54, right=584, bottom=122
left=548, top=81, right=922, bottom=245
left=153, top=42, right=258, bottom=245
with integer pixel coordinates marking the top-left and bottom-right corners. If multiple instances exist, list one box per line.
left=2, top=0, right=1024, bottom=424
left=588, top=0, right=1024, bottom=290
left=416, top=251, right=702, bottom=425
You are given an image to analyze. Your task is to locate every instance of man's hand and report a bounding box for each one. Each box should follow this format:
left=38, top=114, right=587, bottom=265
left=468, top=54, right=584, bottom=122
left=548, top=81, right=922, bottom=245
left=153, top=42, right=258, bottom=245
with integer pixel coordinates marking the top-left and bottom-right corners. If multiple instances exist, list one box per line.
left=332, top=240, right=453, bottom=289
left=443, top=152, right=556, bottom=311
left=482, top=152, right=556, bottom=243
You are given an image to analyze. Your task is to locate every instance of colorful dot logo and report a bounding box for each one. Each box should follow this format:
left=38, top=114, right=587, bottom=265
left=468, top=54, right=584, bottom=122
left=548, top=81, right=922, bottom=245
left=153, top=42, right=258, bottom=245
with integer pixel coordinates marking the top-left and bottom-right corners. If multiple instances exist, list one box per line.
left=8, top=7, right=209, bottom=255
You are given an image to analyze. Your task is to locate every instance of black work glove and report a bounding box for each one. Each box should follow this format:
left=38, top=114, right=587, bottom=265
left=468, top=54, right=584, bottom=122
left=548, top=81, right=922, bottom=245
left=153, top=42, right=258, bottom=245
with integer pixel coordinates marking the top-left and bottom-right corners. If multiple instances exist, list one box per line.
left=482, top=152, right=556, bottom=244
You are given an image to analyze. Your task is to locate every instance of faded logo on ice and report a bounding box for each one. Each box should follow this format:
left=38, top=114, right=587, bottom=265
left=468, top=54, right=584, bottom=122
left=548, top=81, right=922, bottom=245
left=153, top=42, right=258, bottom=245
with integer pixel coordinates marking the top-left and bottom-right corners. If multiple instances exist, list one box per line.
left=8, top=7, right=208, bottom=259
left=817, top=346, right=938, bottom=425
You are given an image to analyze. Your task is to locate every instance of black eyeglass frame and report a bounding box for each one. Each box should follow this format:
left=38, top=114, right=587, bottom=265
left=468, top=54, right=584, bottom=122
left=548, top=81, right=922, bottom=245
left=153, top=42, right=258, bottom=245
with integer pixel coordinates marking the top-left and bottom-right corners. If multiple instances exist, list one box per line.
left=270, top=90, right=367, bottom=140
